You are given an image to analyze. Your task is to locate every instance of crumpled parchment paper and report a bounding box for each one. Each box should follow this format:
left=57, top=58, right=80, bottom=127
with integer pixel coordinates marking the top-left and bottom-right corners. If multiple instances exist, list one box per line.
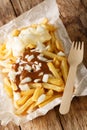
left=0, top=0, right=87, bottom=126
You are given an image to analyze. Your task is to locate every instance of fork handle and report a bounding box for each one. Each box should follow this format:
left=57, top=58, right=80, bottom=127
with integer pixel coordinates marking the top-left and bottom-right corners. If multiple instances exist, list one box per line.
left=59, top=65, right=77, bottom=114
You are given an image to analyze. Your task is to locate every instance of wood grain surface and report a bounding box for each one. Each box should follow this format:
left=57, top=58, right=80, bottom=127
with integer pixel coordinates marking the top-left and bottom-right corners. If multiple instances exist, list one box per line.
left=0, top=0, right=87, bottom=130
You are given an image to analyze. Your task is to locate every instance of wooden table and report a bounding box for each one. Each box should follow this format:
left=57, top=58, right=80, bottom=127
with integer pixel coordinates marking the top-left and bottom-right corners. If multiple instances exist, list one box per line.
left=0, top=0, right=87, bottom=130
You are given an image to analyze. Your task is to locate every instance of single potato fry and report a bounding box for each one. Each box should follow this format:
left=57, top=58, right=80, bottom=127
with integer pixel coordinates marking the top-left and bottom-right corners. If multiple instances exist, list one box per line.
left=61, top=59, right=69, bottom=82
left=42, top=50, right=65, bottom=61
left=50, top=32, right=57, bottom=52
left=48, top=77, right=64, bottom=86
left=56, top=39, right=64, bottom=52
left=30, top=83, right=42, bottom=88
left=43, top=83, right=64, bottom=92
left=20, top=89, right=35, bottom=96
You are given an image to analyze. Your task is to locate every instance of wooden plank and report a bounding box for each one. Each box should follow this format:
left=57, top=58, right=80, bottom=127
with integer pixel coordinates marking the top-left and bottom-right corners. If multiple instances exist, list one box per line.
left=21, top=110, right=62, bottom=130
left=10, top=0, right=44, bottom=16
left=0, top=122, right=20, bottom=130
left=0, top=0, right=16, bottom=27
left=19, top=0, right=43, bottom=12
left=10, top=0, right=23, bottom=16
left=55, top=97, right=87, bottom=130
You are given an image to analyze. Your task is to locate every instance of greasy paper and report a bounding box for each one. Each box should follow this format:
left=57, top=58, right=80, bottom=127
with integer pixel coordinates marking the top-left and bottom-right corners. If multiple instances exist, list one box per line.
left=0, top=0, right=87, bottom=126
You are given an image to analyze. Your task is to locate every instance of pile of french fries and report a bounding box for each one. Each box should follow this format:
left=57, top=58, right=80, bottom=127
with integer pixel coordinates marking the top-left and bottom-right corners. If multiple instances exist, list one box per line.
left=0, top=18, right=69, bottom=116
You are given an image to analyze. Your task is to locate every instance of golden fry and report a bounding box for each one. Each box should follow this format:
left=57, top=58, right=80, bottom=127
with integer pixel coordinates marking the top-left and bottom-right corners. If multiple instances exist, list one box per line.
left=61, top=59, right=69, bottom=82
left=12, top=29, right=20, bottom=36
left=48, top=77, right=64, bottom=86
left=17, top=89, right=35, bottom=106
left=15, top=97, right=33, bottom=115
left=47, top=62, right=61, bottom=78
left=20, top=89, right=35, bottom=96
left=39, top=94, right=62, bottom=108
left=46, top=89, right=54, bottom=96
left=27, top=102, right=37, bottom=113
left=42, top=51, right=65, bottom=61
left=32, top=87, right=45, bottom=101
left=56, top=39, right=64, bottom=52
left=53, top=57, right=60, bottom=67
left=43, top=83, right=64, bottom=92
left=16, top=95, right=31, bottom=106
left=36, top=91, right=54, bottom=107
left=50, top=32, right=56, bottom=52
left=45, top=24, right=56, bottom=32
left=36, top=94, right=52, bottom=106
left=30, top=83, right=42, bottom=88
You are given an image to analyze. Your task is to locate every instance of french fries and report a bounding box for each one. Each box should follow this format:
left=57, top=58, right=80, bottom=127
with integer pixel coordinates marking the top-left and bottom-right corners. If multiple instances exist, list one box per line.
left=0, top=18, right=69, bottom=116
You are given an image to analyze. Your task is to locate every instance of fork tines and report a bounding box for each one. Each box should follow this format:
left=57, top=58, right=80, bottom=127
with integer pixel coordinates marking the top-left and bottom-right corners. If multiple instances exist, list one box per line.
left=72, top=41, right=84, bottom=50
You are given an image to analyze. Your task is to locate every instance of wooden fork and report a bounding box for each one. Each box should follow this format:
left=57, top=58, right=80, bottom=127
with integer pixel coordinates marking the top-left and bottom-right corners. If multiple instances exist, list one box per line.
left=59, top=41, right=84, bottom=114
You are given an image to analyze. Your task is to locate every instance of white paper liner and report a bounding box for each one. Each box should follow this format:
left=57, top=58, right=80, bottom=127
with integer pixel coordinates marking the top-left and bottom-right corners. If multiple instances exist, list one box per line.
left=0, top=0, right=87, bottom=126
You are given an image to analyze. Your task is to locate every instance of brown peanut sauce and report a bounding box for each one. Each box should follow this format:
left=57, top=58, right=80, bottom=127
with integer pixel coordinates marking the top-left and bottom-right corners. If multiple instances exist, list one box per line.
left=12, top=48, right=52, bottom=87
